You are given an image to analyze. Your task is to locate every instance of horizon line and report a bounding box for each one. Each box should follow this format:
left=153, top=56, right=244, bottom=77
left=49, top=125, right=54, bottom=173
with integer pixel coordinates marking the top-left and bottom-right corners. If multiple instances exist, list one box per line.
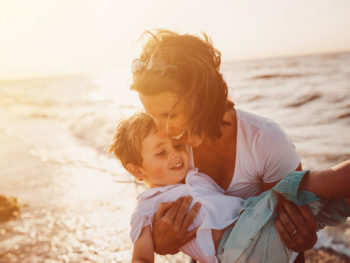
left=1, top=49, right=349, bottom=82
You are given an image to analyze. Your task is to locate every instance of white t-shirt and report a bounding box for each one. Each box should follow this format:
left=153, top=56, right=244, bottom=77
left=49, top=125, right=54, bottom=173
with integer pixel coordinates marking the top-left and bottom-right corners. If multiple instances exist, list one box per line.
left=130, top=170, right=244, bottom=263
left=225, top=108, right=301, bottom=198
left=223, top=109, right=301, bottom=263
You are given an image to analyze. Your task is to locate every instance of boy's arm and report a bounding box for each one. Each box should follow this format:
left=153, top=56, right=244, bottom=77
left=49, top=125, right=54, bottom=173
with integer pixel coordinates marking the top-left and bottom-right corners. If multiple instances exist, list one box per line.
left=299, top=159, right=350, bottom=200
left=132, top=225, right=155, bottom=263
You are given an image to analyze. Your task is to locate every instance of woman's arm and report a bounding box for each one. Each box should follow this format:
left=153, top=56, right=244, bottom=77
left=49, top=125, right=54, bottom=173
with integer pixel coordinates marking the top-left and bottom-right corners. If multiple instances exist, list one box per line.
left=152, top=196, right=201, bottom=255
left=132, top=225, right=155, bottom=263
left=299, top=159, right=350, bottom=199
left=272, top=163, right=318, bottom=252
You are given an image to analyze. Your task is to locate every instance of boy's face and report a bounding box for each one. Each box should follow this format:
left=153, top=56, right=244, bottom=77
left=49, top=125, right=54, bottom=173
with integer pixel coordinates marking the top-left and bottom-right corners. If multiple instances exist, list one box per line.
left=138, top=130, right=189, bottom=187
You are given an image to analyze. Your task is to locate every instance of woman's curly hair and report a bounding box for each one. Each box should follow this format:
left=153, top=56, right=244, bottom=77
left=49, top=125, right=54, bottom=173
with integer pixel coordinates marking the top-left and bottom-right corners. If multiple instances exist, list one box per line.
left=131, top=29, right=232, bottom=139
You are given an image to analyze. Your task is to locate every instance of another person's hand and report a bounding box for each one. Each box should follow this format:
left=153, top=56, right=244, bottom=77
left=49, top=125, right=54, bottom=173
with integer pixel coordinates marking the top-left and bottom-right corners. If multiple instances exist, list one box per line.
left=274, top=194, right=317, bottom=252
left=152, top=196, right=201, bottom=255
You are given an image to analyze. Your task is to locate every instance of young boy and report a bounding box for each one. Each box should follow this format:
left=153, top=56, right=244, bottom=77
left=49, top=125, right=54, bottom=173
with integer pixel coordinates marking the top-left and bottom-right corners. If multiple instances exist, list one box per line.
left=110, top=112, right=350, bottom=263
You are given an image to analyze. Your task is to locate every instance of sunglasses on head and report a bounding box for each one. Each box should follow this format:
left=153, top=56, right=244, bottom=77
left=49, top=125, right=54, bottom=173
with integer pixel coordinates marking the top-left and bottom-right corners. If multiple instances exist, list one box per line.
left=131, top=58, right=177, bottom=76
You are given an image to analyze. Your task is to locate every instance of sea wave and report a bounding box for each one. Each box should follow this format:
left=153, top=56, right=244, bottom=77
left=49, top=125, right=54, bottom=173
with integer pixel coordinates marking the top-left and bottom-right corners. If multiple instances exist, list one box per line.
left=286, top=93, right=322, bottom=107
left=337, top=111, right=350, bottom=120
left=250, top=73, right=306, bottom=80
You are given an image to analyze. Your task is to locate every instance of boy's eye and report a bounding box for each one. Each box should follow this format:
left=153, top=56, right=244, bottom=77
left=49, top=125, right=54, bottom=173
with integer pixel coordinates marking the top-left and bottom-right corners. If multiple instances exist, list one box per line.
left=155, top=150, right=166, bottom=156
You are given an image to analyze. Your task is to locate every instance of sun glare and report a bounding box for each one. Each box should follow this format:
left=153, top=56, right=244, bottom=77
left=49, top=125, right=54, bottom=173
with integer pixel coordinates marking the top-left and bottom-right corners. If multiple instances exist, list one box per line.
left=0, top=0, right=349, bottom=79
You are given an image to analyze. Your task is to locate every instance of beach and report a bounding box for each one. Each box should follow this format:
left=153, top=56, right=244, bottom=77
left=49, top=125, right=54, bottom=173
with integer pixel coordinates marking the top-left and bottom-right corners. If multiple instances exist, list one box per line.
left=0, top=51, right=349, bottom=262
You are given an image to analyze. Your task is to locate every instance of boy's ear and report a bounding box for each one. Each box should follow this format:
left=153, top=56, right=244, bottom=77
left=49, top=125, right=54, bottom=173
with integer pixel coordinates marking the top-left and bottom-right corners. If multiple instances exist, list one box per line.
left=126, top=163, right=145, bottom=181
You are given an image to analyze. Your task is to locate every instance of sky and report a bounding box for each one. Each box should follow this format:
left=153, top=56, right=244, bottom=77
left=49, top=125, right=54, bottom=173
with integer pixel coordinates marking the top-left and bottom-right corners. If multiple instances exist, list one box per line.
left=1, top=0, right=350, bottom=79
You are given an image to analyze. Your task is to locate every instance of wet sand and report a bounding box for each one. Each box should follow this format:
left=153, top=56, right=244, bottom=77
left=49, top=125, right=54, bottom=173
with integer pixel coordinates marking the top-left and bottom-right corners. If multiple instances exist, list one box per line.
left=305, top=249, right=350, bottom=263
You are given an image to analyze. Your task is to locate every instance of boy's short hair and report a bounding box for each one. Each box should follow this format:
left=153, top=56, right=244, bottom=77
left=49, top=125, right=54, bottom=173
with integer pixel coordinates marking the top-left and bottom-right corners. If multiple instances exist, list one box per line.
left=109, top=112, right=157, bottom=169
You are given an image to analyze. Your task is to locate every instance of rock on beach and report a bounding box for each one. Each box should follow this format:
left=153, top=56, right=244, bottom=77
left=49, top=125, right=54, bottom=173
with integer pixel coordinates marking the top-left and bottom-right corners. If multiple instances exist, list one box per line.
left=0, top=195, right=19, bottom=222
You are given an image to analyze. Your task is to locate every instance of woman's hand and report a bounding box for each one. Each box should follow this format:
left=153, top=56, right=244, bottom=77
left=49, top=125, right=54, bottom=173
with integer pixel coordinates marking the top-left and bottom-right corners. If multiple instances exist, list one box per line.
left=274, top=195, right=318, bottom=252
left=152, top=196, right=201, bottom=255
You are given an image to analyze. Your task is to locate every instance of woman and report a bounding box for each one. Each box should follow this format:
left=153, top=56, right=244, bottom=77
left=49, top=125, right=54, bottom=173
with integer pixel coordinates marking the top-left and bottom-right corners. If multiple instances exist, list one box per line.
left=130, top=30, right=317, bottom=262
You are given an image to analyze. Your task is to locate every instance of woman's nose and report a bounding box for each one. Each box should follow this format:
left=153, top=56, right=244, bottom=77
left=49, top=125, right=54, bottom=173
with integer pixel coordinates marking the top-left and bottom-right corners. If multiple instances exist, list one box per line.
left=169, top=146, right=182, bottom=159
left=154, top=119, right=168, bottom=138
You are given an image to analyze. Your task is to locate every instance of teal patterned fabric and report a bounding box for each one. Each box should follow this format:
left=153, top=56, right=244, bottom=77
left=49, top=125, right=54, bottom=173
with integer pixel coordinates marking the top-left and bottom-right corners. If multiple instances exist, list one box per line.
left=220, top=171, right=350, bottom=263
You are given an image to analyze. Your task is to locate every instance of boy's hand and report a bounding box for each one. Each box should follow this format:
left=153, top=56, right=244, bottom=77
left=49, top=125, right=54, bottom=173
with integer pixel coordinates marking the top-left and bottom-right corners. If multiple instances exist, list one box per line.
left=274, top=194, right=317, bottom=252
left=152, top=196, right=201, bottom=255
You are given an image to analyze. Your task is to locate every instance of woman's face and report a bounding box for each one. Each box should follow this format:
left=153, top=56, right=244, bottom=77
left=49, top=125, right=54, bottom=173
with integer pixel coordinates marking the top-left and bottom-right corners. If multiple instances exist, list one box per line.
left=139, top=92, right=203, bottom=146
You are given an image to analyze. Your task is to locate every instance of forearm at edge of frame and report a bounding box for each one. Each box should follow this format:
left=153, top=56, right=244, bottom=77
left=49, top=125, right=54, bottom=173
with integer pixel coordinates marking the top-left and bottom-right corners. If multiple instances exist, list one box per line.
left=299, top=159, right=350, bottom=200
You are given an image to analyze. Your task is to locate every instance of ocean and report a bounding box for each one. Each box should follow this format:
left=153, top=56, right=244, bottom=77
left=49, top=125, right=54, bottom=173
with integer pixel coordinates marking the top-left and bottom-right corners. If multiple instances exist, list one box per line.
left=0, top=51, right=349, bottom=262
